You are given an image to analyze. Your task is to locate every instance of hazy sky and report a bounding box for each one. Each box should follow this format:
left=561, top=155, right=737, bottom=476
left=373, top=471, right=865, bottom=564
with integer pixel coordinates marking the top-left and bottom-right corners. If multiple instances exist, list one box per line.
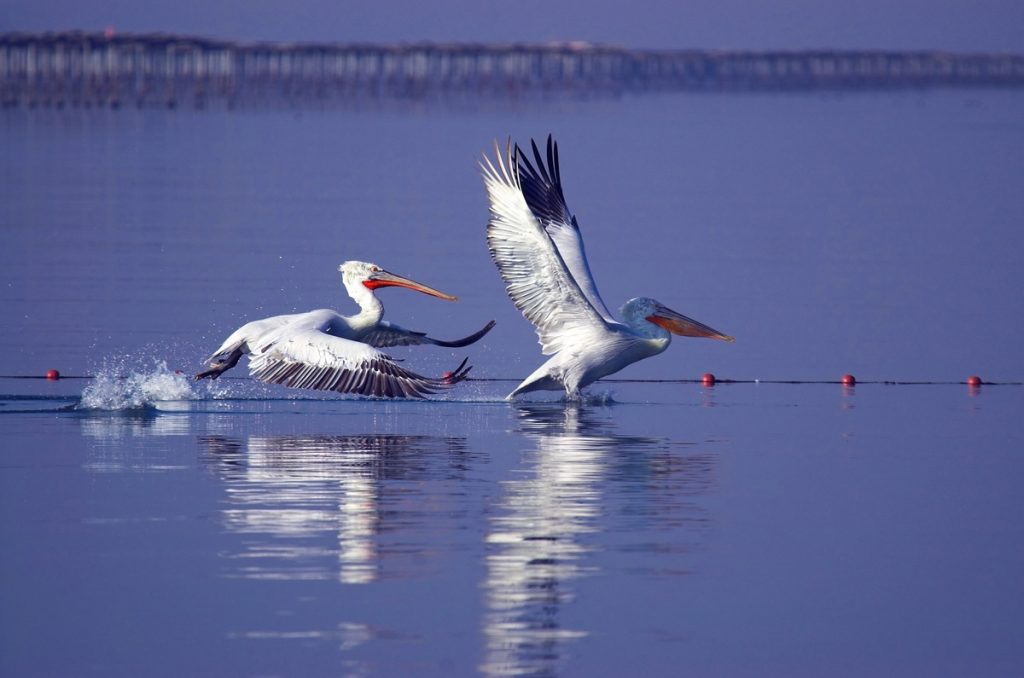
left=3, top=0, right=1023, bottom=52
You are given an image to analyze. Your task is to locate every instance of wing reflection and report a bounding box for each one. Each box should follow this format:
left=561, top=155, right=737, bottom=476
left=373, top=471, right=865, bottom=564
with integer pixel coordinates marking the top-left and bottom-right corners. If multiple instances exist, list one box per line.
left=482, top=404, right=702, bottom=677
left=200, top=434, right=469, bottom=584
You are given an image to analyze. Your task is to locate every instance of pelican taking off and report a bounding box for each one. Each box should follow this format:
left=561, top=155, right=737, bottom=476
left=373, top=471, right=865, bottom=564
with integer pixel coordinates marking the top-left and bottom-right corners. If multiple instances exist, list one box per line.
left=196, top=261, right=495, bottom=398
left=481, top=136, right=733, bottom=399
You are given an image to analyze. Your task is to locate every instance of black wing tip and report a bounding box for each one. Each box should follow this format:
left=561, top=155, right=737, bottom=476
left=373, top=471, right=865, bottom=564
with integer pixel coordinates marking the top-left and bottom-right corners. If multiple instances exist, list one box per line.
left=548, top=135, right=561, bottom=185
left=507, top=134, right=559, bottom=176
left=438, top=356, right=473, bottom=386
left=426, top=319, right=497, bottom=348
left=513, top=133, right=570, bottom=226
left=529, top=138, right=551, bottom=184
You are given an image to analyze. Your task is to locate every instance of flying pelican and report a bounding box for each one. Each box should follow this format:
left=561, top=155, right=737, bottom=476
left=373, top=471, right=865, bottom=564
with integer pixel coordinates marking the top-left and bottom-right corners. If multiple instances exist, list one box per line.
left=481, top=136, right=733, bottom=399
left=195, top=261, right=495, bottom=398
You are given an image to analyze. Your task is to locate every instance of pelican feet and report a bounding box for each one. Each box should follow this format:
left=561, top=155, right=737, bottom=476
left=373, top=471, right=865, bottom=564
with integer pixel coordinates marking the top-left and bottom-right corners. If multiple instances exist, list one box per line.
left=195, top=348, right=243, bottom=381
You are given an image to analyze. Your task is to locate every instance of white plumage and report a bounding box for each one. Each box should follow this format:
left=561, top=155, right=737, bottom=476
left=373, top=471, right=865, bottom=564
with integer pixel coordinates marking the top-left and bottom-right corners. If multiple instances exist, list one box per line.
left=196, top=261, right=492, bottom=398
left=481, top=136, right=733, bottom=399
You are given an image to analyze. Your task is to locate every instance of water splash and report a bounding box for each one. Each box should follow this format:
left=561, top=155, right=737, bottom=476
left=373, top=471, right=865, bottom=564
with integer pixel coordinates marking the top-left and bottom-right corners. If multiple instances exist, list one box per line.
left=78, top=359, right=209, bottom=410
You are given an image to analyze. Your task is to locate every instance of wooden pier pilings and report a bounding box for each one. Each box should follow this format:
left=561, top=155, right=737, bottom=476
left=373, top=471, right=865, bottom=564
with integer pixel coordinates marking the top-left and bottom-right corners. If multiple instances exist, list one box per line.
left=2, top=31, right=1023, bottom=109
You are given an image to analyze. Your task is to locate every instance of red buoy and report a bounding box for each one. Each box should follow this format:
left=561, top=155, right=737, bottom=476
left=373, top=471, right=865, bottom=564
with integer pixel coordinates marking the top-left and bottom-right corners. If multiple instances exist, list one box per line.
left=841, top=374, right=856, bottom=386
left=46, top=369, right=60, bottom=380
left=441, top=371, right=454, bottom=384
left=701, top=373, right=716, bottom=386
left=966, top=375, right=982, bottom=387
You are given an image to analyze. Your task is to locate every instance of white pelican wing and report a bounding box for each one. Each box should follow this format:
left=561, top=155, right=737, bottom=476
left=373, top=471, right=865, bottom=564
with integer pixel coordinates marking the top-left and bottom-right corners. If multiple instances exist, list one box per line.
left=517, top=136, right=615, bottom=322
left=248, top=329, right=469, bottom=398
left=482, top=139, right=612, bottom=356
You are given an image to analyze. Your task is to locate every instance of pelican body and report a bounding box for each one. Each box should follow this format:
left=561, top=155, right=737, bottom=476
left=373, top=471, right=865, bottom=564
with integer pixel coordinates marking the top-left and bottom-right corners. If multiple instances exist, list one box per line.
left=196, top=261, right=495, bottom=398
left=481, top=136, right=733, bottom=399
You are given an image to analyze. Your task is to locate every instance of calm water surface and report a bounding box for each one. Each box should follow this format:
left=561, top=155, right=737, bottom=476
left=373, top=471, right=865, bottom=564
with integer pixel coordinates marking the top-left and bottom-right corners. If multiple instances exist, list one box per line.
left=2, top=90, right=1022, bottom=381
left=1, top=90, right=1023, bottom=676
left=2, top=383, right=1023, bottom=676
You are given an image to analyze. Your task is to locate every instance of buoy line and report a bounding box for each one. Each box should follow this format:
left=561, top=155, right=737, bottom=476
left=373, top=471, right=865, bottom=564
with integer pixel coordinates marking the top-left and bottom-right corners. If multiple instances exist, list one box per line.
left=4, top=374, right=1020, bottom=387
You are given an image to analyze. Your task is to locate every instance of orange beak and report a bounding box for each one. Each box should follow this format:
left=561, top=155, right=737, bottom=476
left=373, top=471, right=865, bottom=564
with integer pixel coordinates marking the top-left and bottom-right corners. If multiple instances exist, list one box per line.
left=362, top=270, right=457, bottom=301
left=647, top=303, right=734, bottom=342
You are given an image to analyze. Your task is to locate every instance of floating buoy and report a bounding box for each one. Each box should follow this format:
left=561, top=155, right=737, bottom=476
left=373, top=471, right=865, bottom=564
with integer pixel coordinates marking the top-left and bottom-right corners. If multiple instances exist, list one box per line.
left=46, top=369, right=60, bottom=380
left=441, top=371, right=455, bottom=384
left=841, top=374, right=856, bottom=386
left=966, top=375, right=982, bottom=387
left=702, top=372, right=716, bottom=386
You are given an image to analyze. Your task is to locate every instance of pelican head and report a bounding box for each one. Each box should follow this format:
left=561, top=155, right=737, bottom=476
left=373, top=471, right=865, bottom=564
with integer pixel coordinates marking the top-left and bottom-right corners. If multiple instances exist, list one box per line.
left=621, top=297, right=734, bottom=342
left=338, top=261, right=457, bottom=301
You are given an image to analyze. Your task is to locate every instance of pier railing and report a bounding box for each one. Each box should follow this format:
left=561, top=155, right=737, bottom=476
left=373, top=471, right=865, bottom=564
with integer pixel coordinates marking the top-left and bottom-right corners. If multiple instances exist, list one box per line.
left=2, top=31, right=1023, bottom=109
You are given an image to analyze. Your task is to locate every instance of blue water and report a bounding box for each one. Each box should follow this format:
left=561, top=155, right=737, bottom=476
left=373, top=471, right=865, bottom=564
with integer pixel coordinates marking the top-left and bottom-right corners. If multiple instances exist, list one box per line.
left=2, top=89, right=1023, bottom=676
left=3, top=91, right=1022, bottom=383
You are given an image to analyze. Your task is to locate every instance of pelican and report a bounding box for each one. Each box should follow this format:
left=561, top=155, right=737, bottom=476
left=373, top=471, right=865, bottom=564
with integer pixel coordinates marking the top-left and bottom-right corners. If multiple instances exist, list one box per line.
left=195, top=261, right=495, bottom=398
left=481, top=136, right=733, bottom=399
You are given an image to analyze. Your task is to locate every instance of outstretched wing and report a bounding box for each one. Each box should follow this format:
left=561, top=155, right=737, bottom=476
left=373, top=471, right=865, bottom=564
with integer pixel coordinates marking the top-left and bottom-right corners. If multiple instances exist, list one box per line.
left=482, top=138, right=612, bottom=356
left=517, top=135, right=614, bottom=322
left=360, top=320, right=496, bottom=349
left=359, top=321, right=432, bottom=348
left=248, top=329, right=471, bottom=398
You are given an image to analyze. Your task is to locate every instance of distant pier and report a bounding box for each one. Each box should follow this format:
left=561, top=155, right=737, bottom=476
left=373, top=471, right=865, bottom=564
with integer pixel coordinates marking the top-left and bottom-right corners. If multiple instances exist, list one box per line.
left=2, top=31, right=1023, bottom=109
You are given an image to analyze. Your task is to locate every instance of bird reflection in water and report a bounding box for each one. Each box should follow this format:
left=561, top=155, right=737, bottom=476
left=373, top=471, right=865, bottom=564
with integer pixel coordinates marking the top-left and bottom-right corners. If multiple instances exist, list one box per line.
left=200, top=434, right=469, bottom=584
left=481, top=404, right=711, bottom=677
